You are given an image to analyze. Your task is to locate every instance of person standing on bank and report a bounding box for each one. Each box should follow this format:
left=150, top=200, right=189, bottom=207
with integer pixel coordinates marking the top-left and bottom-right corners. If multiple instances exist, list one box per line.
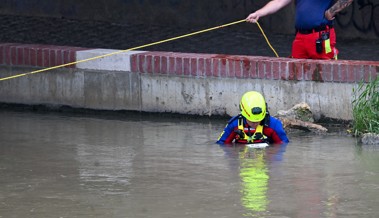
left=217, top=91, right=289, bottom=145
left=246, top=0, right=354, bottom=60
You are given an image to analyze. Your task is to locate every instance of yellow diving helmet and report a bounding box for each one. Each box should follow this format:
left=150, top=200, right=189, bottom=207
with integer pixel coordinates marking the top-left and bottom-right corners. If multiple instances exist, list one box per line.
left=239, top=91, right=267, bottom=122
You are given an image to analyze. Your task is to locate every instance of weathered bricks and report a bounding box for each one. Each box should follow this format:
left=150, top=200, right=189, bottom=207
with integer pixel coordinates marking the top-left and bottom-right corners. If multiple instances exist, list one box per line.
left=0, top=43, right=378, bottom=83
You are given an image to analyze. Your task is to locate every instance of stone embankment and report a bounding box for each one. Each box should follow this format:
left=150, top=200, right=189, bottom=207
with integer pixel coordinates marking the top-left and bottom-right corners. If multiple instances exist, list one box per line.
left=0, top=43, right=378, bottom=144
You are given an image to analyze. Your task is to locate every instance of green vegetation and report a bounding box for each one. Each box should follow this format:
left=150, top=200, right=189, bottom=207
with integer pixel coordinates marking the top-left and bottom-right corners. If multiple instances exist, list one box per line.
left=352, top=76, right=379, bottom=136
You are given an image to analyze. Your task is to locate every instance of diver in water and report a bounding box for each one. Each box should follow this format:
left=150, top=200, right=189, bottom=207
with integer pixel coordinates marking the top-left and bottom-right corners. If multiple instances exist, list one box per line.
left=217, top=91, right=289, bottom=145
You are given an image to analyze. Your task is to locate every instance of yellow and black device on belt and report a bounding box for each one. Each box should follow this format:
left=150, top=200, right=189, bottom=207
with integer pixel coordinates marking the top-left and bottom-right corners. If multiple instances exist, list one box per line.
left=316, top=30, right=331, bottom=54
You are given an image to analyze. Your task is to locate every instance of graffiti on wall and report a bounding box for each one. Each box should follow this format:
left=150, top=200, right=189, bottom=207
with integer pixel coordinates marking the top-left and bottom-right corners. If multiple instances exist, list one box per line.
left=336, top=0, right=379, bottom=36
left=2, top=0, right=378, bottom=37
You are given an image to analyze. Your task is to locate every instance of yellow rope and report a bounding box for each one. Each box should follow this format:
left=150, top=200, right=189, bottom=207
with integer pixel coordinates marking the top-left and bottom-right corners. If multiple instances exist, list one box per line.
left=256, top=22, right=279, bottom=58
left=0, top=19, right=278, bottom=82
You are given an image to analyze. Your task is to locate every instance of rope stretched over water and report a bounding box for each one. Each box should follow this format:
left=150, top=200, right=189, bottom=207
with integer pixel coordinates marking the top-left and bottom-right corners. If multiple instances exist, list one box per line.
left=0, top=19, right=278, bottom=82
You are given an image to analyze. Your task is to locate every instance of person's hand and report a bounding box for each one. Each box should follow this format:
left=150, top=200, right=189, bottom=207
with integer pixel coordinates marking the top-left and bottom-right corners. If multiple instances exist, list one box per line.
left=325, top=9, right=335, bottom=20
left=246, top=12, right=260, bottom=23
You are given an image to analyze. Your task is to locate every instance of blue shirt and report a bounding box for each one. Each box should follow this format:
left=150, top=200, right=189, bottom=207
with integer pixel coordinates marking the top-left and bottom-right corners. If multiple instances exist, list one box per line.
left=295, top=0, right=334, bottom=30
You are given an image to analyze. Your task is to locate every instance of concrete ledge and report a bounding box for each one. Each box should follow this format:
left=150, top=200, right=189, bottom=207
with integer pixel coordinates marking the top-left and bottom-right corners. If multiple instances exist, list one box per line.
left=76, top=49, right=146, bottom=71
left=0, top=43, right=378, bottom=121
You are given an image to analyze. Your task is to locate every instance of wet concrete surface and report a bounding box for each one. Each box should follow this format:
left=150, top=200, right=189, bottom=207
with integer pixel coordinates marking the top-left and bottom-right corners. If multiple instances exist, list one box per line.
left=0, top=14, right=378, bottom=61
left=1, top=110, right=379, bottom=218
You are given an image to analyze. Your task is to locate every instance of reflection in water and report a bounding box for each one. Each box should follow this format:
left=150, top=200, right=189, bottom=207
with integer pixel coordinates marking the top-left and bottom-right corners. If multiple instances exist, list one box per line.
left=221, top=144, right=287, bottom=217
left=240, top=147, right=269, bottom=214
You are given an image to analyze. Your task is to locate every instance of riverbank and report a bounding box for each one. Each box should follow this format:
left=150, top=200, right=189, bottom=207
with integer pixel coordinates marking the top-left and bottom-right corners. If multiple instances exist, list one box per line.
left=1, top=43, right=378, bottom=121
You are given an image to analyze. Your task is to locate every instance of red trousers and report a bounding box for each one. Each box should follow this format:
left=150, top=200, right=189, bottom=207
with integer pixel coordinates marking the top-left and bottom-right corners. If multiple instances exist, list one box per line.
left=291, top=28, right=338, bottom=60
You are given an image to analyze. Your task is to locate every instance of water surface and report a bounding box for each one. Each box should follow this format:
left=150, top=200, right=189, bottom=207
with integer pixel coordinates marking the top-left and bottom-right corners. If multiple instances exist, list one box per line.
left=1, top=110, right=379, bottom=218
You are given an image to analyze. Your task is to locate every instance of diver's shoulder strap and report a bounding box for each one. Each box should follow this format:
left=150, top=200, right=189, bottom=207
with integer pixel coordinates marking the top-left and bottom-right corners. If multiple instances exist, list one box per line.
left=228, top=114, right=242, bottom=124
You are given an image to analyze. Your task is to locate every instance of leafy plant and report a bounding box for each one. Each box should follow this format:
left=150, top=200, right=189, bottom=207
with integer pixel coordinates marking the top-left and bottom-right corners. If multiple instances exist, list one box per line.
left=352, top=76, right=379, bottom=136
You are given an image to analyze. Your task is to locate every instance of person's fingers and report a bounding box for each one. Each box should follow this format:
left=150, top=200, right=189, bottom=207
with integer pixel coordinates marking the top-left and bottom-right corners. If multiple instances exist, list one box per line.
left=246, top=13, right=259, bottom=23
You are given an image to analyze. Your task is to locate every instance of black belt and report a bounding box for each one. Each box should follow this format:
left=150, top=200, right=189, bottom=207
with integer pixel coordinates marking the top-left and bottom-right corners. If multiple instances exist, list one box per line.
left=296, top=24, right=333, bottom=34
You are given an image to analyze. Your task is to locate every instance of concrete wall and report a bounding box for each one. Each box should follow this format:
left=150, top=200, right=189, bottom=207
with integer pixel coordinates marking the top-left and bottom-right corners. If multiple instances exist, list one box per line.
left=0, top=0, right=378, bottom=39
left=0, top=43, right=378, bottom=121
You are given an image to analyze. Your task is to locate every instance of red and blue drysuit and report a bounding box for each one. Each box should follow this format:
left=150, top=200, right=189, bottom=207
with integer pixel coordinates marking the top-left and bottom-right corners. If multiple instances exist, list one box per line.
left=292, top=0, right=337, bottom=59
left=216, top=115, right=289, bottom=145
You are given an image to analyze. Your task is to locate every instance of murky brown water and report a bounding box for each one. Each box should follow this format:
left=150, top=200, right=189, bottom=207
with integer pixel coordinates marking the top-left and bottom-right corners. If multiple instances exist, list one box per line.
left=1, top=110, right=379, bottom=218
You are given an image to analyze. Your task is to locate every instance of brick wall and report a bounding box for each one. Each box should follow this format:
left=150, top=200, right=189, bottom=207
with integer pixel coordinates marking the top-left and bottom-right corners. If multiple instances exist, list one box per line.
left=0, top=43, right=89, bottom=69
left=1, top=43, right=378, bottom=83
left=130, top=51, right=378, bottom=83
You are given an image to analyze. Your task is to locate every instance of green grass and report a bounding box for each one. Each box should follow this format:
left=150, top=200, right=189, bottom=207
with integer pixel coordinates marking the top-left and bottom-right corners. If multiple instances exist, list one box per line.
left=352, top=76, right=379, bottom=136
